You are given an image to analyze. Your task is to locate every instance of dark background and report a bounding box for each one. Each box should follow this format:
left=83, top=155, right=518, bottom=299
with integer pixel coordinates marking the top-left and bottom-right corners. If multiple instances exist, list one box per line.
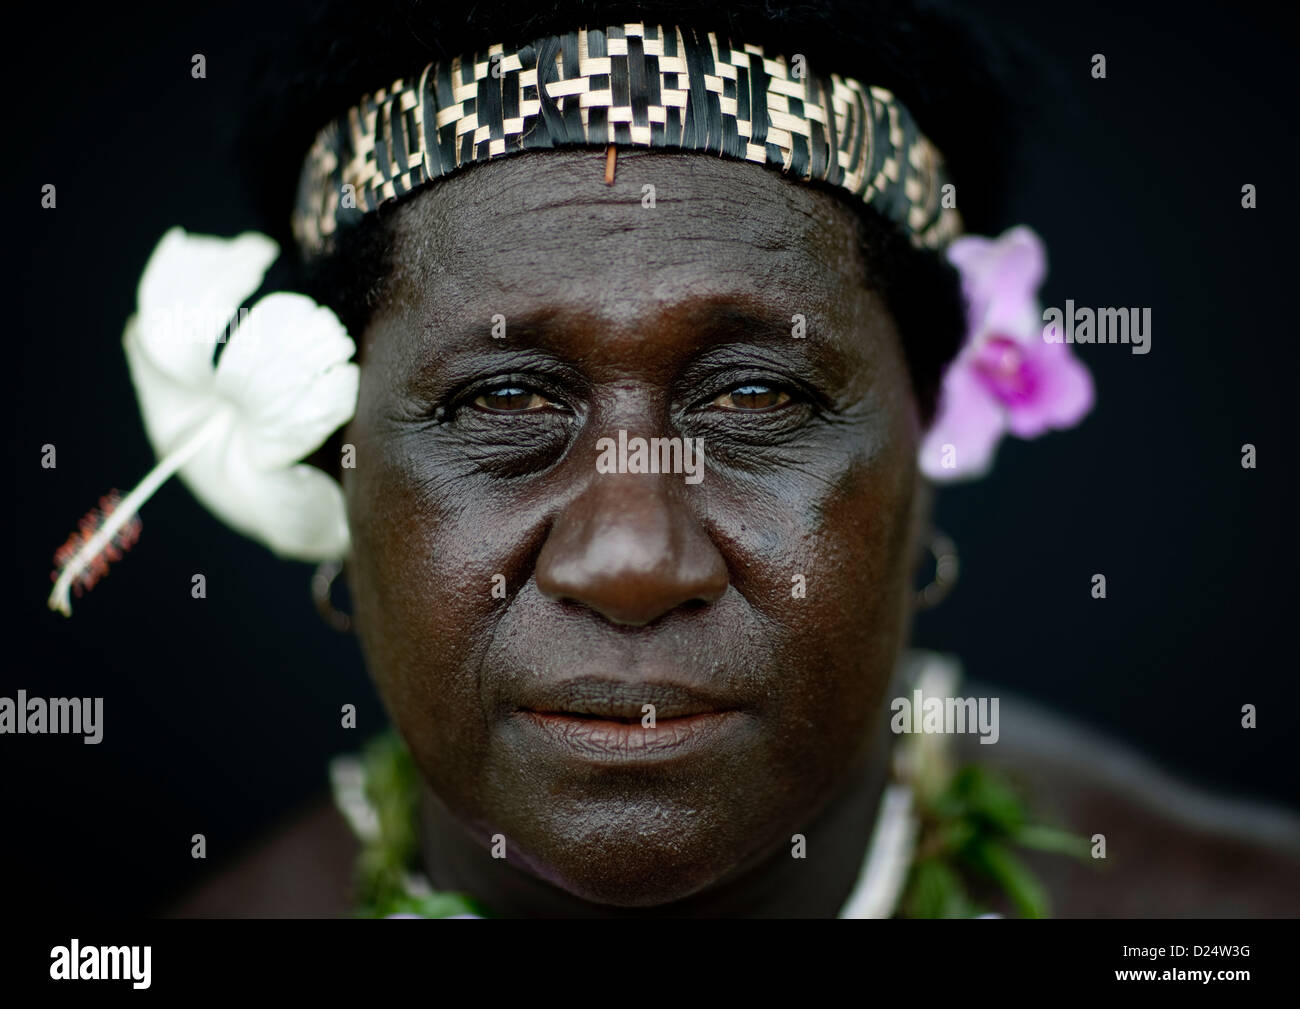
left=5, top=0, right=1295, bottom=915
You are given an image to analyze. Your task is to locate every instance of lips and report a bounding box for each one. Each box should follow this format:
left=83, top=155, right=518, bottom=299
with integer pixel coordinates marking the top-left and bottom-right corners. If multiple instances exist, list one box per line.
left=515, top=677, right=739, bottom=721
left=512, top=676, right=747, bottom=763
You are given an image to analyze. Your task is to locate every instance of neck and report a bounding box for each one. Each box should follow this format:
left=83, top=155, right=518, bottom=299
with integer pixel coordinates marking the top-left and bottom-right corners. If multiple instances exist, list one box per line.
left=416, top=722, right=893, bottom=918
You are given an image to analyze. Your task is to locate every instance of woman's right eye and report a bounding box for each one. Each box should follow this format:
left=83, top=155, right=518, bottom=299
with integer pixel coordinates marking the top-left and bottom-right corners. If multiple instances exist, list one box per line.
left=472, top=385, right=555, bottom=413
left=709, top=382, right=792, bottom=412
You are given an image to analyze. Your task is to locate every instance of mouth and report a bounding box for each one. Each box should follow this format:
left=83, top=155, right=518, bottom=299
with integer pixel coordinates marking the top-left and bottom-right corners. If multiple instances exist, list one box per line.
left=512, top=677, right=746, bottom=763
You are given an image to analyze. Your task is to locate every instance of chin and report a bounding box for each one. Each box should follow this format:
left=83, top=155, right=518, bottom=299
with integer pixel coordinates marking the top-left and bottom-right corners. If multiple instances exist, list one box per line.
left=514, top=797, right=759, bottom=908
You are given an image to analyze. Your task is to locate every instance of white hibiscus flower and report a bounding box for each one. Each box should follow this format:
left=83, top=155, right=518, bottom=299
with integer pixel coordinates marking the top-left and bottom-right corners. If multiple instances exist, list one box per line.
left=48, top=228, right=359, bottom=616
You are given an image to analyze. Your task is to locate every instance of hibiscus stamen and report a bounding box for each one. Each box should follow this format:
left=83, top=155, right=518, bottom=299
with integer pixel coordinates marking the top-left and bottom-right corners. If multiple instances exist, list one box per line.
left=51, top=491, right=143, bottom=604
left=47, top=415, right=225, bottom=616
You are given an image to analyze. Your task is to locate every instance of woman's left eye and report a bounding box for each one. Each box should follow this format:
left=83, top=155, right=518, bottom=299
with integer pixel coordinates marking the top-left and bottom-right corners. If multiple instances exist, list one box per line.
left=709, top=383, right=792, bottom=411
left=472, top=385, right=554, bottom=412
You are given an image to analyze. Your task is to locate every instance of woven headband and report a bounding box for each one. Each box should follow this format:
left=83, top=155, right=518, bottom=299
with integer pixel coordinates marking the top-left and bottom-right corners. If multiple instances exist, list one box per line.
left=292, top=22, right=963, bottom=255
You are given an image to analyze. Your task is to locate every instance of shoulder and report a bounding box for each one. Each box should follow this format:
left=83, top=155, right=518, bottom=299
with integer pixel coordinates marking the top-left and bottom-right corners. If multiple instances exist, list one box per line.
left=954, top=687, right=1300, bottom=917
left=166, top=793, right=360, bottom=918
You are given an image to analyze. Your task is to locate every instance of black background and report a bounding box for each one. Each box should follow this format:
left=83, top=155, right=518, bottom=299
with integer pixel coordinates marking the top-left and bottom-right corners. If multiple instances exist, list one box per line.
left=5, top=0, right=1295, bottom=915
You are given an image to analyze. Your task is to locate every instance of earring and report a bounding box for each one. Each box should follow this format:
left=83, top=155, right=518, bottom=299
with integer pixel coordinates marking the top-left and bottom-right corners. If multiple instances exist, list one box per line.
left=312, top=560, right=354, bottom=632
left=914, top=531, right=959, bottom=610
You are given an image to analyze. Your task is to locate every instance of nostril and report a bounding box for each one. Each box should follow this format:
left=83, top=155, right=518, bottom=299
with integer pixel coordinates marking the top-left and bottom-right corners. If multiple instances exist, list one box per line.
left=541, top=578, right=713, bottom=628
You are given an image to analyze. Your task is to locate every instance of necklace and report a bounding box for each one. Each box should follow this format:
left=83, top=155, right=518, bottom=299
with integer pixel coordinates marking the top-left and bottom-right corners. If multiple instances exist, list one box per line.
left=330, top=652, right=1087, bottom=918
left=838, top=782, right=917, bottom=917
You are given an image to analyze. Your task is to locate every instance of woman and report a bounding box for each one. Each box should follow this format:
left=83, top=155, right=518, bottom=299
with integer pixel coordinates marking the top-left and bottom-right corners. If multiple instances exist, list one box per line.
left=46, top=0, right=1300, bottom=917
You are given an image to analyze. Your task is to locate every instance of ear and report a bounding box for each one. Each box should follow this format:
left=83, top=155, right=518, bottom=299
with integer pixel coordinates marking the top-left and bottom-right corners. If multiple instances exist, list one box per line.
left=910, top=470, right=934, bottom=563
left=902, top=469, right=934, bottom=619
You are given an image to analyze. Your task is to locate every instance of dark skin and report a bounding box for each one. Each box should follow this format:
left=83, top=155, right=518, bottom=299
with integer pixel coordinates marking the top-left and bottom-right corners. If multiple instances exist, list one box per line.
left=339, top=148, right=927, bottom=915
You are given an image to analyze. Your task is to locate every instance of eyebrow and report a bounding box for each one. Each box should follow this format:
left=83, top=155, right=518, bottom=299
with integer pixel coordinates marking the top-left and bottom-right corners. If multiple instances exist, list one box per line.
left=411, top=294, right=863, bottom=393
left=428, top=295, right=846, bottom=351
left=683, top=301, right=807, bottom=345
left=643, top=297, right=866, bottom=389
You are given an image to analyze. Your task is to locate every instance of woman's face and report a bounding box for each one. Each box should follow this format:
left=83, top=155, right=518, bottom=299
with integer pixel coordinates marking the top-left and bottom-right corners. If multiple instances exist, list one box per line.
left=341, top=149, right=923, bottom=907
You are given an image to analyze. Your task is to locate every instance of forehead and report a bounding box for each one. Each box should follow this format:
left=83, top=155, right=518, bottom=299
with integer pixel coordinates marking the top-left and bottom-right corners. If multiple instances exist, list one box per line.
left=380, top=148, right=876, bottom=328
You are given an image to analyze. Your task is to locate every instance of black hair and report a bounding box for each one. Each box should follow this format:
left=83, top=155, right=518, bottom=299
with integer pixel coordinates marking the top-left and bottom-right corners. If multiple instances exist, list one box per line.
left=239, top=0, right=1032, bottom=423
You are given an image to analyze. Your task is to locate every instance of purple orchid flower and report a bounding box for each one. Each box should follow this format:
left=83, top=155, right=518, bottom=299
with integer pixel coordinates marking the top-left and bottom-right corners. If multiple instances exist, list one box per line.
left=919, top=226, right=1094, bottom=481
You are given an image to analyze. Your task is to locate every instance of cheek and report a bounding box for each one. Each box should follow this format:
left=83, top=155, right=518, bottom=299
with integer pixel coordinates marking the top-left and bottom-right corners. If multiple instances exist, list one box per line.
left=340, top=380, right=517, bottom=785
left=717, top=412, right=918, bottom=786
left=803, top=442, right=916, bottom=728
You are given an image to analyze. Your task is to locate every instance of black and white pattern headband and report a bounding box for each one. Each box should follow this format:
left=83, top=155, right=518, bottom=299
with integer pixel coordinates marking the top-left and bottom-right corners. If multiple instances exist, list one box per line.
left=292, top=22, right=964, bottom=255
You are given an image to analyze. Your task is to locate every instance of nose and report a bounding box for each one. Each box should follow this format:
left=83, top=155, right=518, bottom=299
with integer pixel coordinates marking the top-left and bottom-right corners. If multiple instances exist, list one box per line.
left=535, top=466, right=729, bottom=627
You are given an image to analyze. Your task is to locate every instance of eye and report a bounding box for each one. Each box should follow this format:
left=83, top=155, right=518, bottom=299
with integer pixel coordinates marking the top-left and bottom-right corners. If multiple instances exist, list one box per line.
left=710, top=383, right=792, bottom=411
left=472, top=385, right=555, bottom=413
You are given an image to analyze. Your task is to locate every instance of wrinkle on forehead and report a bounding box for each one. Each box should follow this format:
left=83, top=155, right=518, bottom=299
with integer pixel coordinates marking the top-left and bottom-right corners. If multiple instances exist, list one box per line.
left=384, top=148, right=876, bottom=318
